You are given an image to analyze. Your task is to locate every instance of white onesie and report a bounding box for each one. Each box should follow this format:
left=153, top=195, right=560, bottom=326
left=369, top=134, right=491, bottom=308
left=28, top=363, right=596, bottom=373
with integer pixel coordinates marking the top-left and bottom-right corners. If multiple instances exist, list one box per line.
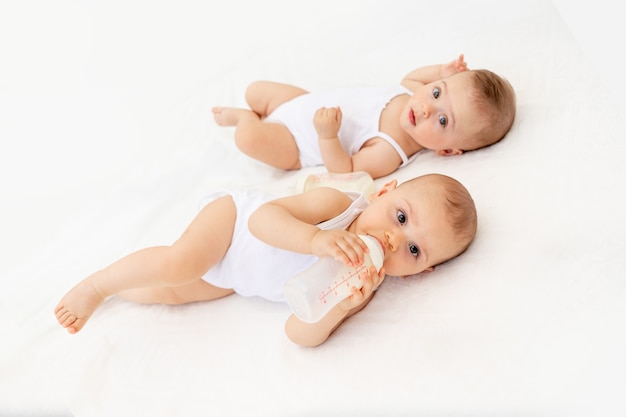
left=264, top=85, right=415, bottom=168
left=199, top=189, right=369, bottom=302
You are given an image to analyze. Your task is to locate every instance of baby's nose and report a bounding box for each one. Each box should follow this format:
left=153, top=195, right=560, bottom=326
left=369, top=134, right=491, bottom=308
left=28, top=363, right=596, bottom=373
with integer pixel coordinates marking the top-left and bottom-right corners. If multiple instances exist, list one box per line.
left=384, top=231, right=398, bottom=252
left=421, top=102, right=431, bottom=118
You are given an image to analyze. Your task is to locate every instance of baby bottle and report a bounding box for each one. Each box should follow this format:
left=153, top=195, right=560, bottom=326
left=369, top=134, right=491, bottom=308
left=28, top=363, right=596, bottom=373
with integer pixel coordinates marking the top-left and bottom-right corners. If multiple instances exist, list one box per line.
left=295, top=171, right=376, bottom=196
left=284, top=234, right=384, bottom=323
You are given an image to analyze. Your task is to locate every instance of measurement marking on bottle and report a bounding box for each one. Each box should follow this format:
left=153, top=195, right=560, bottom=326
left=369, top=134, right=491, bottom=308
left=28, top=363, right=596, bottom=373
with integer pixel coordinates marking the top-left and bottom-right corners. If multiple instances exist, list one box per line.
left=318, top=265, right=366, bottom=304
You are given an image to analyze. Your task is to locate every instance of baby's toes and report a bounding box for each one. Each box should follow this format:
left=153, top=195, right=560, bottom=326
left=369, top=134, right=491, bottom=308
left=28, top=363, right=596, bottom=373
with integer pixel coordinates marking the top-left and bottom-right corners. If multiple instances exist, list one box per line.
left=56, top=308, right=76, bottom=327
left=67, top=318, right=86, bottom=334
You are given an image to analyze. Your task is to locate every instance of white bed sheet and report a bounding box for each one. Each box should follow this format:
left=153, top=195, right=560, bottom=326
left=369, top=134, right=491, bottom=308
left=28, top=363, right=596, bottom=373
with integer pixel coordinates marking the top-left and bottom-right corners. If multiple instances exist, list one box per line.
left=1, top=1, right=625, bottom=416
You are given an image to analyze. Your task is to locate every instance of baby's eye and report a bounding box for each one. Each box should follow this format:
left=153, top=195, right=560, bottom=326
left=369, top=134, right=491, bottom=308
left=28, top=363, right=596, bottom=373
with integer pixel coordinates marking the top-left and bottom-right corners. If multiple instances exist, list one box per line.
left=397, top=209, right=406, bottom=225
left=409, top=243, right=420, bottom=258
left=439, top=115, right=448, bottom=127
left=432, top=87, right=440, bottom=99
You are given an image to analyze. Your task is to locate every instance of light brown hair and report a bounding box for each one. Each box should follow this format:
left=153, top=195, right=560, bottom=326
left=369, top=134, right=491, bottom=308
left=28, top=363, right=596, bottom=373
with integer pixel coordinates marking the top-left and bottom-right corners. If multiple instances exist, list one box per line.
left=467, top=69, right=516, bottom=150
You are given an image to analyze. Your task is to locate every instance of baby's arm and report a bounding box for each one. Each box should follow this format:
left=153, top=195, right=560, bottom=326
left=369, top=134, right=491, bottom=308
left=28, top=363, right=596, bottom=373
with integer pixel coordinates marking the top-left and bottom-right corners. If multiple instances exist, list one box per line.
left=314, top=106, right=353, bottom=173
left=249, top=187, right=387, bottom=346
left=401, top=54, right=468, bottom=91
left=284, top=264, right=386, bottom=346
left=313, top=107, right=404, bottom=178
left=248, top=187, right=368, bottom=265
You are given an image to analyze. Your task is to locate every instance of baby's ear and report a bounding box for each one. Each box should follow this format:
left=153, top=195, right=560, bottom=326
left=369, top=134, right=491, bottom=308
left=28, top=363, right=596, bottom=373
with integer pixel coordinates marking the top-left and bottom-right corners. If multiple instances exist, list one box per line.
left=436, top=148, right=463, bottom=156
left=369, top=179, right=398, bottom=202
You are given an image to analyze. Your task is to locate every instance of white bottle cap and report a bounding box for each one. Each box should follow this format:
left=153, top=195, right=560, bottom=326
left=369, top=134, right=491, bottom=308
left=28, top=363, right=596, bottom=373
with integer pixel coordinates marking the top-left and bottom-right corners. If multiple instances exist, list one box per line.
left=358, top=234, right=384, bottom=270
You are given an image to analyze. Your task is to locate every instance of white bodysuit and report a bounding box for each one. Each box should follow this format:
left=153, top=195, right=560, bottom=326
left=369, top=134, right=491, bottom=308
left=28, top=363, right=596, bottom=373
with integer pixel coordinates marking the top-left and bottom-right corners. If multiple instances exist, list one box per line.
left=264, top=85, right=415, bottom=168
left=199, top=189, right=369, bottom=302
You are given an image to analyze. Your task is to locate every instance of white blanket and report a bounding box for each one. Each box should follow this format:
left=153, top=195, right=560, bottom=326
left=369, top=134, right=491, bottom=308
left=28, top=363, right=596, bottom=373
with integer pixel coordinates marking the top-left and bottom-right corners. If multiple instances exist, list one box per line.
left=2, top=1, right=625, bottom=416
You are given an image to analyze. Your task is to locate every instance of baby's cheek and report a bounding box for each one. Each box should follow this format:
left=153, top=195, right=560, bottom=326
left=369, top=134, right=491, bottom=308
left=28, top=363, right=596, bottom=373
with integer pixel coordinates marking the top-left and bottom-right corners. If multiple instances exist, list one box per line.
left=382, top=259, right=399, bottom=277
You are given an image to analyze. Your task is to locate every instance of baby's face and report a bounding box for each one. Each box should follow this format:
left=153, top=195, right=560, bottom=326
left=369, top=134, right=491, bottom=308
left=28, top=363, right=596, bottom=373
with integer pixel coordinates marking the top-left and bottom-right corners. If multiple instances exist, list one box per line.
left=400, top=71, right=482, bottom=155
left=349, top=178, right=465, bottom=277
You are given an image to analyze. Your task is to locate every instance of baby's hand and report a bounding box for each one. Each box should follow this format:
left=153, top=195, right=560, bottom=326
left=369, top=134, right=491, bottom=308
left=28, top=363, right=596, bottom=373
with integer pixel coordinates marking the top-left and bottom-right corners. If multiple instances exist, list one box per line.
left=338, top=264, right=386, bottom=312
left=441, top=54, right=468, bottom=78
left=311, top=230, right=367, bottom=267
left=313, top=106, right=342, bottom=140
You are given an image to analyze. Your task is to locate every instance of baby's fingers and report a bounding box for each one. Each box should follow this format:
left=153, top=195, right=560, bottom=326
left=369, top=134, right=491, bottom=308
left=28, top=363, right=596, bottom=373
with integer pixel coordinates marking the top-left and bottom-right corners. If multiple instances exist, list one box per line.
left=359, top=265, right=385, bottom=295
left=340, top=285, right=366, bottom=310
left=335, top=237, right=366, bottom=266
left=315, top=106, right=339, bottom=118
left=456, top=54, right=467, bottom=71
left=339, top=266, right=384, bottom=311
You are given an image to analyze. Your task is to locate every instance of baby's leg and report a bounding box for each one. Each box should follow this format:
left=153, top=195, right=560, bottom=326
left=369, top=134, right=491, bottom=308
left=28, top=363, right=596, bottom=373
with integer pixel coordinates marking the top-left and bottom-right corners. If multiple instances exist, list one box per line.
left=117, top=280, right=234, bottom=305
left=211, top=107, right=258, bottom=127
left=234, top=121, right=301, bottom=170
left=211, top=81, right=307, bottom=125
left=244, top=81, right=308, bottom=117
left=211, top=81, right=308, bottom=170
left=211, top=109, right=301, bottom=170
left=54, top=195, right=237, bottom=334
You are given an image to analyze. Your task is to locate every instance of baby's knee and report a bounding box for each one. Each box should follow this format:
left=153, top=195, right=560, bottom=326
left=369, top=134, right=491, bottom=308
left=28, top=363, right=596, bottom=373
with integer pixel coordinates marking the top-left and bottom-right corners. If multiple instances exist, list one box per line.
left=160, top=250, right=202, bottom=286
left=234, top=123, right=259, bottom=153
left=245, top=81, right=267, bottom=104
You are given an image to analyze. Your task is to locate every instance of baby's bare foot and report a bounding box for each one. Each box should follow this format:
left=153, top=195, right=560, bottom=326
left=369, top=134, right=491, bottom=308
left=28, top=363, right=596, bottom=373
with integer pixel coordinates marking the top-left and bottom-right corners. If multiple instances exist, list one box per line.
left=54, top=278, right=106, bottom=334
left=211, top=107, right=258, bottom=126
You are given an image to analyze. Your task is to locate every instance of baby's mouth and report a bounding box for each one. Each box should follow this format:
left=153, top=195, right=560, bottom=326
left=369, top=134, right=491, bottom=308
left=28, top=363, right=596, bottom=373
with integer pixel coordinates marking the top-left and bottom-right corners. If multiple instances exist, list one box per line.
left=372, top=235, right=387, bottom=256
left=409, top=109, right=416, bottom=126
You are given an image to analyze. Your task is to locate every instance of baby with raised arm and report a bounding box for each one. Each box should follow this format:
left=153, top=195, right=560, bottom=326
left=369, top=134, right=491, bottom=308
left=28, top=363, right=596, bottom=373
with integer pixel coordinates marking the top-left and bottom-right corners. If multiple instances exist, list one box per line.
left=55, top=173, right=477, bottom=346
left=213, top=54, right=515, bottom=179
